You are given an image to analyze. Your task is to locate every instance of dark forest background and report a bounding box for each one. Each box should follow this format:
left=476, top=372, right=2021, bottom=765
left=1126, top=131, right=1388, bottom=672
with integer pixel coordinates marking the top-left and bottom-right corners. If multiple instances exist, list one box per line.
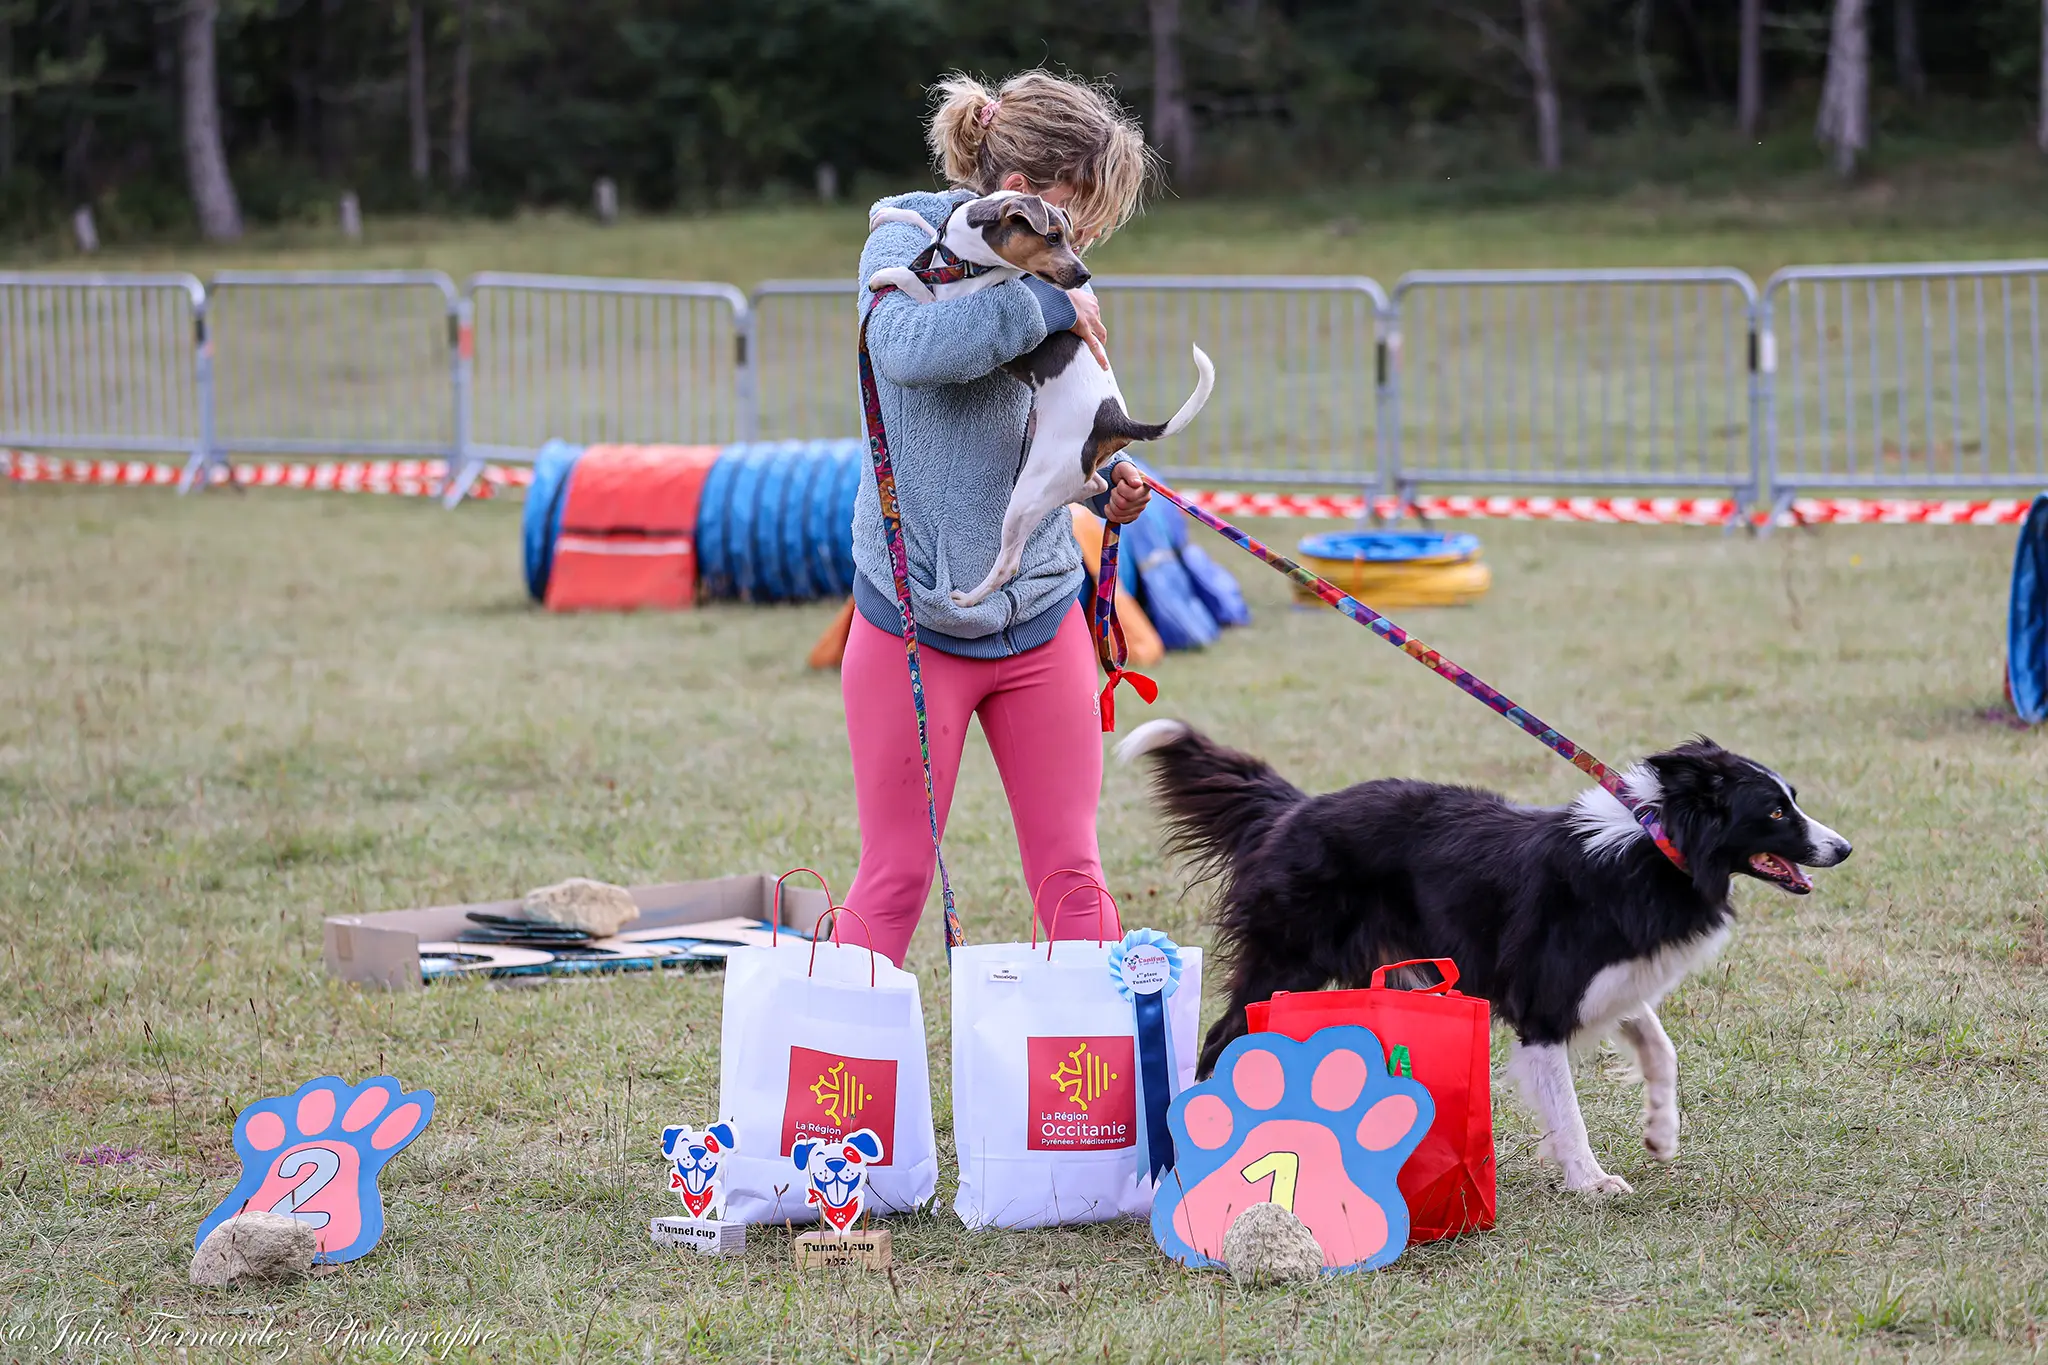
left=2, top=0, right=2044, bottom=242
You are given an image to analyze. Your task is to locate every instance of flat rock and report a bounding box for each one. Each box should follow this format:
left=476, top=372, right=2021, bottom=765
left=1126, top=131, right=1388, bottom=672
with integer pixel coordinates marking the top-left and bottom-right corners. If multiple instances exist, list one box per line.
left=190, top=1211, right=318, bottom=1287
left=521, top=878, right=638, bottom=937
left=1221, top=1201, right=1325, bottom=1284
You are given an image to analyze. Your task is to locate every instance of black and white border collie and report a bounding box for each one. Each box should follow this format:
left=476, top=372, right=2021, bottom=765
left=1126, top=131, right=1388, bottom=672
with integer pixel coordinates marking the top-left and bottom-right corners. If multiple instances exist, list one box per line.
left=1119, top=719, right=1852, bottom=1196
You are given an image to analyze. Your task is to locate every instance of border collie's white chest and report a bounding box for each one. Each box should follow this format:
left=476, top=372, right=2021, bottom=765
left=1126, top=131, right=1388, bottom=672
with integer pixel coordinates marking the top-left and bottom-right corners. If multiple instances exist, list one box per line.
left=1573, top=923, right=1731, bottom=1038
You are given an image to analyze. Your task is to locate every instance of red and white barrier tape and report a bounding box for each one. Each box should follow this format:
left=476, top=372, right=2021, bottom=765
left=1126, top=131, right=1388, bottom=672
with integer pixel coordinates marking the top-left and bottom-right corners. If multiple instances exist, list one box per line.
left=4, top=450, right=2028, bottom=525
left=1189, top=490, right=2036, bottom=526
left=1, top=452, right=534, bottom=497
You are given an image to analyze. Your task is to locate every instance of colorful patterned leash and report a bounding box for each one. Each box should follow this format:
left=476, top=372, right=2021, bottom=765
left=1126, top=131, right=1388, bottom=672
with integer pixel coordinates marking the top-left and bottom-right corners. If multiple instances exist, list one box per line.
left=1090, top=521, right=1157, bottom=731
left=860, top=221, right=1156, bottom=953
left=858, top=232, right=1001, bottom=954
left=1139, top=473, right=1688, bottom=870
left=860, top=291, right=967, bottom=952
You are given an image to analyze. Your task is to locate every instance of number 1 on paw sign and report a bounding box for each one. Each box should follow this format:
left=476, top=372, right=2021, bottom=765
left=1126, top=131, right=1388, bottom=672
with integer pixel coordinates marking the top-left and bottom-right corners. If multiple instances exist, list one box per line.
left=195, top=1076, right=436, bottom=1265
left=1151, top=1027, right=1432, bottom=1275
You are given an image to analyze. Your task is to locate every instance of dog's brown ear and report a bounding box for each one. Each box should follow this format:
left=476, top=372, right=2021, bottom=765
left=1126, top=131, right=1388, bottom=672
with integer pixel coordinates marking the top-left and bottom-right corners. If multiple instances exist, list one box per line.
left=965, top=195, right=1007, bottom=229
left=1002, top=195, right=1053, bottom=235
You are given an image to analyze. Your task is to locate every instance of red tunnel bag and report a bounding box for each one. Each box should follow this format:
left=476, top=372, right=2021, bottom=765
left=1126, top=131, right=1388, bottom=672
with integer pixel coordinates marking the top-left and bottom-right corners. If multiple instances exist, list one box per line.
left=544, top=444, right=721, bottom=612
left=1245, top=958, right=1496, bottom=1241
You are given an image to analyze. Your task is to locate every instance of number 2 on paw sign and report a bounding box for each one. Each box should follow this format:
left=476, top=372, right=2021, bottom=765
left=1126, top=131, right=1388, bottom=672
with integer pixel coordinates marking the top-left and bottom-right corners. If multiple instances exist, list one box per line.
left=195, top=1076, right=436, bottom=1265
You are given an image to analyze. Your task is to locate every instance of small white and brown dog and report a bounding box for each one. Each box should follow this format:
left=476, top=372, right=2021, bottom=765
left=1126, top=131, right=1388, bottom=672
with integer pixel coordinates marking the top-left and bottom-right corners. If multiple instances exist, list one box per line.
left=867, top=191, right=1214, bottom=608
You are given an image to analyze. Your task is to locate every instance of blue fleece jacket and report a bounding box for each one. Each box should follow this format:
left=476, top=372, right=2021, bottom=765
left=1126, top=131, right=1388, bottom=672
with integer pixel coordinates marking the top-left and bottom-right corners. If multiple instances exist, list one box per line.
left=852, top=189, right=1120, bottom=659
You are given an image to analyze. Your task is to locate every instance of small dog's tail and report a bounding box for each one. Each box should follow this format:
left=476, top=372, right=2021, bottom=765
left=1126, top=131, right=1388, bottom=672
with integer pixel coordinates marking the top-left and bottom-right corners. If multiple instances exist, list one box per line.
left=1117, top=719, right=1303, bottom=892
left=1103, top=345, right=1215, bottom=445
left=1157, top=345, right=1215, bottom=439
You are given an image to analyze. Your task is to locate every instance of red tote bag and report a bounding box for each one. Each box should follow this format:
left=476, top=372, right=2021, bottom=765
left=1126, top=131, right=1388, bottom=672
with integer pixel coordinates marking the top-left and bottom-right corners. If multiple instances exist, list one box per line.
left=1245, top=958, right=1496, bottom=1242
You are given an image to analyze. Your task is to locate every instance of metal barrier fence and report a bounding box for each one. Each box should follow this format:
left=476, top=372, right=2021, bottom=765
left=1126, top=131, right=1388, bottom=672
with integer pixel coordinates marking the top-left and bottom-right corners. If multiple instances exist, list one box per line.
left=203, top=273, right=465, bottom=488
left=0, top=271, right=209, bottom=484
left=746, top=275, right=1389, bottom=488
left=1760, top=261, right=2048, bottom=503
left=1094, top=277, right=1388, bottom=487
left=469, top=274, right=749, bottom=455
left=7, top=261, right=2048, bottom=510
left=749, top=280, right=856, bottom=443
left=1389, top=269, right=1760, bottom=500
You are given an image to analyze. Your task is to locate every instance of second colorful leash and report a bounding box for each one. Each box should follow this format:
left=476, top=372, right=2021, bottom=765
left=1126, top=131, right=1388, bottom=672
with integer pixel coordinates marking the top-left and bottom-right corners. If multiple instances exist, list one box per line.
left=1091, top=519, right=1157, bottom=732
left=1139, top=474, right=1687, bottom=871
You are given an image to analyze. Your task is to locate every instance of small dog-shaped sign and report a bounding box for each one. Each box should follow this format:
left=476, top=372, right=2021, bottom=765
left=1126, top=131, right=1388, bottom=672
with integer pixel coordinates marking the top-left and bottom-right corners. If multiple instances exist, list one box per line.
left=660, top=1122, right=735, bottom=1220
left=791, top=1128, right=883, bottom=1232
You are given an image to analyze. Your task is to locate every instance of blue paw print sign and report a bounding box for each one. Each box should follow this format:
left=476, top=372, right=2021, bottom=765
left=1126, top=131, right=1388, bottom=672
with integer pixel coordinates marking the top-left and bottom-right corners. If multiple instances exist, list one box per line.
left=196, top=1076, right=436, bottom=1265
left=1153, top=1027, right=1432, bottom=1275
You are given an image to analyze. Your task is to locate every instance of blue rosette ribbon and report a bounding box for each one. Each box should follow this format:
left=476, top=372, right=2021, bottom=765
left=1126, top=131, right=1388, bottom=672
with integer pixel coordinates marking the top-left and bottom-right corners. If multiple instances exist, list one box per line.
left=1107, top=929, right=1183, bottom=1182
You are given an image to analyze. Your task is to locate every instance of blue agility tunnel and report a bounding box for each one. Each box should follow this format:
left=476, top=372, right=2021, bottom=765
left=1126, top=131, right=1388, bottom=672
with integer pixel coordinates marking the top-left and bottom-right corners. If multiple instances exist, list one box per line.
left=2009, top=493, right=2048, bottom=725
left=523, top=440, right=1245, bottom=652
left=521, top=439, right=584, bottom=601
left=529, top=439, right=863, bottom=605
left=693, top=440, right=863, bottom=602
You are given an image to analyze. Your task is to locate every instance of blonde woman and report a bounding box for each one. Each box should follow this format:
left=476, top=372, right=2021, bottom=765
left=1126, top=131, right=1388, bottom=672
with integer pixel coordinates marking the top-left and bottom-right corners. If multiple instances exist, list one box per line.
left=842, top=70, right=1158, bottom=964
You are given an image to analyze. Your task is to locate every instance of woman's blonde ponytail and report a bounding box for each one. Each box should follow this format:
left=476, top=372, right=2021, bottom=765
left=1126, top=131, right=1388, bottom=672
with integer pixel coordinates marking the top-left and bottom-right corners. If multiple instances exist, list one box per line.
left=923, top=69, right=1156, bottom=248
left=927, top=73, right=1002, bottom=190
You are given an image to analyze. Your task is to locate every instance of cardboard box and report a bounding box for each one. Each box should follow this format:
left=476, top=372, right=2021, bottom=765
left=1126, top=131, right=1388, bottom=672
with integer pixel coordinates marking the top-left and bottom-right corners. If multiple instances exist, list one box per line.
left=323, top=874, right=830, bottom=991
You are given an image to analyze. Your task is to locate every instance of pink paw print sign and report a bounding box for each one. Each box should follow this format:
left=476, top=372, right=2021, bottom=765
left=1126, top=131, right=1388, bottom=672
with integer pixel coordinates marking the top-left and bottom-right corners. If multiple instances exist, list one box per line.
left=196, top=1076, right=436, bottom=1265
left=1152, top=1027, right=1432, bottom=1275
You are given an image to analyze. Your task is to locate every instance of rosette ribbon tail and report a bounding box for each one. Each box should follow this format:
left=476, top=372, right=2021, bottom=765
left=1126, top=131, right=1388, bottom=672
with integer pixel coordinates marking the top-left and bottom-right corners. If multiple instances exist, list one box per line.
left=1133, top=988, right=1175, bottom=1181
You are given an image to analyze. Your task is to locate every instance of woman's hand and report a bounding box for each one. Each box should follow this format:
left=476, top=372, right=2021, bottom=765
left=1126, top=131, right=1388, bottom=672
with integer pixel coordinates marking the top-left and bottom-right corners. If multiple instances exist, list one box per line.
left=1070, top=290, right=1109, bottom=370
left=1105, top=462, right=1150, bottom=524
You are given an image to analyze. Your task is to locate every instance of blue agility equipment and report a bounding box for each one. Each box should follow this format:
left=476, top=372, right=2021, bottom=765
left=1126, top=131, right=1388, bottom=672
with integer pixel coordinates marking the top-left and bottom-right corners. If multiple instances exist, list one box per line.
left=782, top=444, right=824, bottom=601
left=1296, top=530, right=1483, bottom=563
left=1072, top=457, right=1251, bottom=651
left=727, top=447, right=770, bottom=601
left=2010, top=493, right=2048, bottom=725
left=1122, top=501, right=1219, bottom=649
left=831, top=448, right=863, bottom=594
left=681, top=440, right=864, bottom=604
left=694, top=446, right=743, bottom=599
left=754, top=446, right=797, bottom=601
left=525, top=440, right=1234, bottom=620
left=521, top=439, right=583, bottom=601
left=1105, top=457, right=1255, bottom=651
left=1180, top=541, right=1251, bottom=628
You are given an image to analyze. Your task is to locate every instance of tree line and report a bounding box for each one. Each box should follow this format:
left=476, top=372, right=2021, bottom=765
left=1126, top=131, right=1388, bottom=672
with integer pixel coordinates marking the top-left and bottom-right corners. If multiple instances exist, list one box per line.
left=2, top=0, right=2044, bottom=242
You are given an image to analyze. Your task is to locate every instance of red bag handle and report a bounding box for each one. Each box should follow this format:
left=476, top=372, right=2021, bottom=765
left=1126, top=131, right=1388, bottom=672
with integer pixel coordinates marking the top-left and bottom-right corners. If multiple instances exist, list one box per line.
left=1029, top=868, right=1124, bottom=953
left=1369, top=958, right=1461, bottom=993
left=770, top=868, right=834, bottom=945
left=808, top=904, right=878, bottom=988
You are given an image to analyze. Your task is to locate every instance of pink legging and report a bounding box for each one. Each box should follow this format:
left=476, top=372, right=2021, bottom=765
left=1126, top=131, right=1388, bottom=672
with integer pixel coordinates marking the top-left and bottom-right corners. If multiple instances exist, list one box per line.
left=840, top=604, right=1114, bottom=964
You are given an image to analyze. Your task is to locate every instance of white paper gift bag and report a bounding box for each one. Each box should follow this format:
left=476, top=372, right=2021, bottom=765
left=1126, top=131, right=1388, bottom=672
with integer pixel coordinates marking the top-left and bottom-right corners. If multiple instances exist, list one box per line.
left=951, top=886, right=1202, bottom=1230
left=717, top=894, right=938, bottom=1225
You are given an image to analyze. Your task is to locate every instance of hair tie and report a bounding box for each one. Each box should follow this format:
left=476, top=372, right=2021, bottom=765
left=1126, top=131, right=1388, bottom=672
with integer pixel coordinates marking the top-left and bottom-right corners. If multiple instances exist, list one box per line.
left=977, top=98, right=1001, bottom=128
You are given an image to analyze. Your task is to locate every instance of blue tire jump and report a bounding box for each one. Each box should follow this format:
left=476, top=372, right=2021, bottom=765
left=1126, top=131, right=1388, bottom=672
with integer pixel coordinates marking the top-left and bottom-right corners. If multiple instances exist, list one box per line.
left=2010, top=493, right=2048, bottom=725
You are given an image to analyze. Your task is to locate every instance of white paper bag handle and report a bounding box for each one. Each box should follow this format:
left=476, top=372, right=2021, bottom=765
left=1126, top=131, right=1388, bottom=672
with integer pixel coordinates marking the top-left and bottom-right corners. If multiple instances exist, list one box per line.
left=810, top=904, right=879, bottom=987
left=1030, top=870, right=1124, bottom=957
left=771, top=867, right=835, bottom=944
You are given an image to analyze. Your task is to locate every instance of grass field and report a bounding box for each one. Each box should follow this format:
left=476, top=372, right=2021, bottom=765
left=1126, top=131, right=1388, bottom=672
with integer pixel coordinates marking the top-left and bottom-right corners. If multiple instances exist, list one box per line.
left=5, top=165, right=2048, bottom=1360
left=3, top=479, right=2045, bottom=1361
